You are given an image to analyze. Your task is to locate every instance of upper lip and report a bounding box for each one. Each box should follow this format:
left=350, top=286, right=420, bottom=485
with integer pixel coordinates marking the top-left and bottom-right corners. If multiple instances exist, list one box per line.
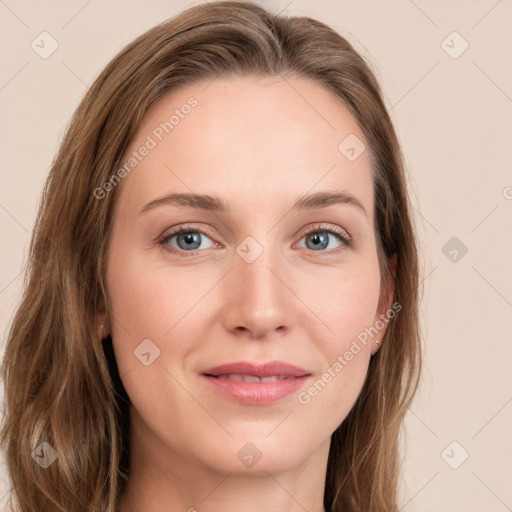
left=201, top=361, right=310, bottom=378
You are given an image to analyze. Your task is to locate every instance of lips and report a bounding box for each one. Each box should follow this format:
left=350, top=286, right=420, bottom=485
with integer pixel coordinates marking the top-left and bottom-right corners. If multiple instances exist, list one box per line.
left=213, top=374, right=296, bottom=382
left=201, top=361, right=311, bottom=405
left=202, top=361, right=310, bottom=379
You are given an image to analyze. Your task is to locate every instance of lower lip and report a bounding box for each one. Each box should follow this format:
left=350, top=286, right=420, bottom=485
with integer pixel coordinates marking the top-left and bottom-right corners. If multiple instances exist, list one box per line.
left=201, top=375, right=310, bottom=405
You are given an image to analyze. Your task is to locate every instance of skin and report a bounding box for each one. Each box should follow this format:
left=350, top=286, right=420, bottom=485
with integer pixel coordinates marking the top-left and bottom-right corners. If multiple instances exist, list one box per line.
left=100, top=75, right=396, bottom=512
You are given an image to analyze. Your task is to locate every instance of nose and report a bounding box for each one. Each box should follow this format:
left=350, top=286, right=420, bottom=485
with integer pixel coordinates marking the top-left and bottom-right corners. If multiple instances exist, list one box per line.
left=221, top=246, right=294, bottom=339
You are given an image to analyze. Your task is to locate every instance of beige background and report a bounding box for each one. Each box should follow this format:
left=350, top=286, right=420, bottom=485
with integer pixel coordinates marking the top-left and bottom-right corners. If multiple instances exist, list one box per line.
left=1, top=0, right=511, bottom=510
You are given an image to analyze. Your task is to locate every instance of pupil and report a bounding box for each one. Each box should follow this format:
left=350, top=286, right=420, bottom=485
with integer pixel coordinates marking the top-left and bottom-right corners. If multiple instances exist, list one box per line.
left=179, top=232, right=200, bottom=249
left=309, top=233, right=328, bottom=250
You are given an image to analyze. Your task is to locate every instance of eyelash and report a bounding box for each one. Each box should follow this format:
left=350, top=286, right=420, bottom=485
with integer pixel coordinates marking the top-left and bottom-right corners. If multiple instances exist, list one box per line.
left=157, top=223, right=352, bottom=257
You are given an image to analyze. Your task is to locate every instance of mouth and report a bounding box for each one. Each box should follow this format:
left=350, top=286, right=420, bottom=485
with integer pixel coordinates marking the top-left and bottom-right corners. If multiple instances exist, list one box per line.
left=200, top=361, right=311, bottom=405
left=207, top=374, right=299, bottom=382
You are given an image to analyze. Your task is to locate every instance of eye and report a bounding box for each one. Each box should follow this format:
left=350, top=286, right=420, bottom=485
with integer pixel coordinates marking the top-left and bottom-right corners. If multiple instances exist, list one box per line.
left=157, top=222, right=352, bottom=257
left=158, top=225, right=216, bottom=256
left=296, top=223, right=352, bottom=254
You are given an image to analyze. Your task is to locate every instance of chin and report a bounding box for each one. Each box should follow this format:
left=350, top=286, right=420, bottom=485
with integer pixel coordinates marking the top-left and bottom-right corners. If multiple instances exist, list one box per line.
left=196, top=433, right=312, bottom=476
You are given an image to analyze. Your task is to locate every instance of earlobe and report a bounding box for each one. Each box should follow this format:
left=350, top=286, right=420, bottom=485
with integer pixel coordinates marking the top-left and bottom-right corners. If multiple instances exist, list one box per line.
left=98, top=321, right=110, bottom=340
left=96, top=295, right=111, bottom=340
left=100, top=324, right=107, bottom=339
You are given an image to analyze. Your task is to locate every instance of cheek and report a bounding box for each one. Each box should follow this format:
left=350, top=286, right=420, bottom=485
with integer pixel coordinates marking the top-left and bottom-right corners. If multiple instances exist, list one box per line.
left=105, top=256, right=204, bottom=435
left=105, top=248, right=222, bottom=407
left=296, top=262, right=381, bottom=421
left=330, top=277, right=380, bottom=347
left=307, top=259, right=381, bottom=351
left=106, top=251, right=205, bottom=338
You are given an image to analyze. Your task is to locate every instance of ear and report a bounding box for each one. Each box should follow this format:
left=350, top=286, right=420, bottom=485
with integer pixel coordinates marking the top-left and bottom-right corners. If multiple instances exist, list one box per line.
left=96, top=295, right=111, bottom=340
left=371, top=252, right=397, bottom=355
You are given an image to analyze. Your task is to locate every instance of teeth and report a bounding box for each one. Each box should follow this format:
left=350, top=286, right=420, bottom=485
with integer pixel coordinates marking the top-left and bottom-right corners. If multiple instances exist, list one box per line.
left=236, top=374, right=260, bottom=383
left=214, top=374, right=294, bottom=382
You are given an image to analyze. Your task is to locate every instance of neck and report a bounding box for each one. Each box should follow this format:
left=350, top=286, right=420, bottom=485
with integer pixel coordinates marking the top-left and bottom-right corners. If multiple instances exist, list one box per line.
left=118, top=410, right=330, bottom=512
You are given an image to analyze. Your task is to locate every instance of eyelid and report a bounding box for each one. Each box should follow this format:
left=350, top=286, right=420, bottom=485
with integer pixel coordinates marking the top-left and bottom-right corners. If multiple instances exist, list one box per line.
left=157, top=222, right=352, bottom=256
left=292, top=222, right=353, bottom=255
left=156, top=223, right=218, bottom=255
left=296, top=222, right=352, bottom=246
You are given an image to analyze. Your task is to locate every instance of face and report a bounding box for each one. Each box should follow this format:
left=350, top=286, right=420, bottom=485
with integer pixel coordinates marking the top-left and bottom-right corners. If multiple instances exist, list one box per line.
left=103, top=75, right=395, bottom=477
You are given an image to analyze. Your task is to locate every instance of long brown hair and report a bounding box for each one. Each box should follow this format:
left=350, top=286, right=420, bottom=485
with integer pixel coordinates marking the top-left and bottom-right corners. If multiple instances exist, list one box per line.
left=0, top=2, right=422, bottom=510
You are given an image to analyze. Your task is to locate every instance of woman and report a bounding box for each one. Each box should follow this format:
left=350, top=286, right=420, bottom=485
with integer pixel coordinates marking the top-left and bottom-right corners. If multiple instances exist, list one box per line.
left=0, top=1, right=422, bottom=511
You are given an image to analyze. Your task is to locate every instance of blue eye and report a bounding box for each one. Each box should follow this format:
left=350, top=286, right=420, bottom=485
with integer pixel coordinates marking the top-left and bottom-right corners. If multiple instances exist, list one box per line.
left=158, top=223, right=352, bottom=256
left=298, top=229, right=350, bottom=252
left=159, top=225, right=215, bottom=254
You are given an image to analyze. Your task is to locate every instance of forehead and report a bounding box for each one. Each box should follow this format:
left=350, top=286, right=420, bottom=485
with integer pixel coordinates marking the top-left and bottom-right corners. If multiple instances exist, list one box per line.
left=114, top=75, right=374, bottom=221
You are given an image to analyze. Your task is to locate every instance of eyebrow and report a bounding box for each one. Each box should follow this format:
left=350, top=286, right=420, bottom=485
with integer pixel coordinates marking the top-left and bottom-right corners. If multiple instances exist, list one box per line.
left=139, top=191, right=367, bottom=217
